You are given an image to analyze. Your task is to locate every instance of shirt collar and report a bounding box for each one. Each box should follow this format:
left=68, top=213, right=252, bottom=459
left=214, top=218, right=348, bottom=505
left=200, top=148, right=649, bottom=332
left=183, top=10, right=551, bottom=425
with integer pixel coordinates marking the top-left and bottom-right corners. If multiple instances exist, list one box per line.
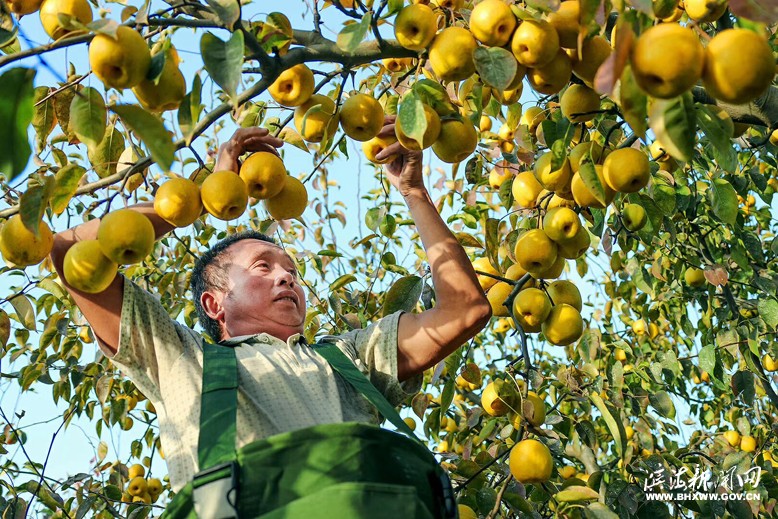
left=221, top=332, right=308, bottom=347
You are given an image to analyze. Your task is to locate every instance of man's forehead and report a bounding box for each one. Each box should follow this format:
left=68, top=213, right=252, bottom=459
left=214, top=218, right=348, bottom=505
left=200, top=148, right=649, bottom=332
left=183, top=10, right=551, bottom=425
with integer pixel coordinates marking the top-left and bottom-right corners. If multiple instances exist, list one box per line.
left=226, top=239, right=291, bottom=261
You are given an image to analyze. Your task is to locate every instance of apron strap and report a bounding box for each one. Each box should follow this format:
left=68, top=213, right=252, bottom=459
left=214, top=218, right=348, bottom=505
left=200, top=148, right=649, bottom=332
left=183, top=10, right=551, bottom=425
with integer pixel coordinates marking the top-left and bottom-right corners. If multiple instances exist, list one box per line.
left=311, top=341, right=419, bottom=442
left=198, top=341, right=239, bottom=470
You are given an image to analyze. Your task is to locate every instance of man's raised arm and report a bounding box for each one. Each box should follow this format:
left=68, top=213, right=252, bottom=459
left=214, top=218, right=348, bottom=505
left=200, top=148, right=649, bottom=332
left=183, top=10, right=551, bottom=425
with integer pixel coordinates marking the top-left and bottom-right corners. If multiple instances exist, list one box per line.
left=49, top=128, right=284, bottom=356
left=50, top=204, right=175, bottom=356
left=375, top=117, right=493, bottom=382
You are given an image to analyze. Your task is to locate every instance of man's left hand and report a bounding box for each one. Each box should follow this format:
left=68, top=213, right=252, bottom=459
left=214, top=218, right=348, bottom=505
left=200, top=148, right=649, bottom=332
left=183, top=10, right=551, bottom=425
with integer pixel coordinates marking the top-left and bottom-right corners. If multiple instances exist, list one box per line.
left=374, top=116, right=426, bottom=198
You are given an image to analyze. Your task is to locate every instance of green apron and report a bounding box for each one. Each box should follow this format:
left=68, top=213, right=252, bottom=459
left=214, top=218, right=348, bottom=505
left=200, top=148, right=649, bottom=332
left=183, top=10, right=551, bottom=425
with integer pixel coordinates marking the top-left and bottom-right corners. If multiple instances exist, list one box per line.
left=161, top=340, right=457, bottom=519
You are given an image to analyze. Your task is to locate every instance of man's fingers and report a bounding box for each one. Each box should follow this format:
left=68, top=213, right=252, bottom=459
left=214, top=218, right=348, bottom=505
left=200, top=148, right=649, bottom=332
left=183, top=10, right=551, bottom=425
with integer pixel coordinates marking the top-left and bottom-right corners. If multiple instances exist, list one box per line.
left=378, top=123, right=397, bottom=138
left=375, top=141, right=404, bottom=161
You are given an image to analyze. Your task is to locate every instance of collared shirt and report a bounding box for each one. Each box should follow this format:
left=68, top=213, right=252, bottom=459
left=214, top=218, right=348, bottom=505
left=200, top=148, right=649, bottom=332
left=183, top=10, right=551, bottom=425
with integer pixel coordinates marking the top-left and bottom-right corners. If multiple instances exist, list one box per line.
left=109, top=280, right=423, bottom=492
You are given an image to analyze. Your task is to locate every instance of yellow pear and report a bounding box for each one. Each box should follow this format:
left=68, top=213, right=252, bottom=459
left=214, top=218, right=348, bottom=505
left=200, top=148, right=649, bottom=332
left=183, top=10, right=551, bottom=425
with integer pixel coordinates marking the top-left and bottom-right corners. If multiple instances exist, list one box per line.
left=264, top=176, right=308, bottom=221
left=394, top=3, right=438, bottom=51
left=740, top=436, right=757, bottom=453
left=512, top=171, right=544, bottom=208
left=146, top=478, right=163, bottom=497
left=511, top=19, right=559, bottom=68
left=98, top=208, right=155, bottom=264
left=458, top=505, right=477, bottom=519
left=521, top=106, right=546, bottom=134
left=684, top=267, right=706, bottom=287
left=571, top=165, right=615, bottom=208
left=530, top=254, right=565, bottom=279
left=128, top=464, right=145, bottom=479
left=724, top=430, right=741, bottom=447
left=546, top=1, right=579, bottom=48
left=513, top=287, right=552, bottom=328
left=431, top=0, right=463, bottom=9
left=39, top=0, right=92, bottom=39
left=569, top=141, right=606, bottom=173
left=382, top=57, right=415, bottom=73
left=762, top=354, right=778, bottom=372
left=89, top=26, right=151, bottom=90
left=542, top=303, right=583, bottom=345
left=363, top=134, right=399, bottom=164
left=200, top=170, right=248, bottom=221
left=269, top=64, right=315, bottom=107
left=432, top=118, right=478, bottom=163
left=472, top=256, right=500, bottom=291
left=489, top=167, right=514, bottom=189
left=534, top=152, right=573, bottom=193
left=469, top=0, right=517, bottom=47
left=487, top=281, right=513, bottom=316
left=481, top=380, right=517, bottom=416
left=294, top=94, right=339, bottom=143
left=524, top=391, right=546, bottom=426
left=132, top=47, right=186, bottom=113
left=527, top=49, right=572, bottom=95
left=630, top=24, right=704, bottom=99
left=570, top=36, right=612, bottom=86
left=603, top=148, right=650, bottom=193
left=505, top=262, right=529, bottom=282
left=509, top=439, right=553, bottom=484
left=557, top=226, right=590, bottom=259
left=0, top=215, right=54, bottom=267
left=546, top=279, right=582, bottom=310
left=127, top=477, right=147, bottom=497
left=8, top=0, right=43, bottom=15
left=479, top=115, right=492, bottom=132
left=542, top=207, right=580, bottom=244
left=63, top=240, right=118, bottom=294
left=395, top=103, right=441, bottom=150
left=339, top=93, right=384, bottom=142
left=514, top=229, right=558, bottom=275
left=495, top=84, right=524, bottom=105
left=239, top=152, right=287, bottom=200
left=428, top=27, right=477, bottom=82
left=621, top=203, right=647, bottom=231
left=117, top=146, right=147, bottom=193
left=685, top=0, right=727, bottom=22
left=702, top=29, right=775, bottom=105
left=561, top=84, right=600, bottom=123
left=154, top=177, right=203, bottom=227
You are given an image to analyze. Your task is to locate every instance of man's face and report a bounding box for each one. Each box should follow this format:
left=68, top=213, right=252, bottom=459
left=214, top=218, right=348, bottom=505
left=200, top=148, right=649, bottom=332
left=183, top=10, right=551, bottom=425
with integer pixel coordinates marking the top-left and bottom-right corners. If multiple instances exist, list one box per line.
left=215, top=239, right=307, bottom=341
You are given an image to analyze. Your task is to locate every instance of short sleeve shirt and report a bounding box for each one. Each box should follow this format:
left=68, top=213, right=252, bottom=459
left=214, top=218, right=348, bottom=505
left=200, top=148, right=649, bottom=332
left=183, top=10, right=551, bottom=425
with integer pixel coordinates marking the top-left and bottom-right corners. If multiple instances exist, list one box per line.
left=109, top=279, right=423, bottom=492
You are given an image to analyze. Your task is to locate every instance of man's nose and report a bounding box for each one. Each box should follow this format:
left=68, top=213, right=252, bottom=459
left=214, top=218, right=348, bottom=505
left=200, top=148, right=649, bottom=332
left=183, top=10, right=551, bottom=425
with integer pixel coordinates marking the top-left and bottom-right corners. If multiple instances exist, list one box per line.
left=275, top=267, right=295, bottom=286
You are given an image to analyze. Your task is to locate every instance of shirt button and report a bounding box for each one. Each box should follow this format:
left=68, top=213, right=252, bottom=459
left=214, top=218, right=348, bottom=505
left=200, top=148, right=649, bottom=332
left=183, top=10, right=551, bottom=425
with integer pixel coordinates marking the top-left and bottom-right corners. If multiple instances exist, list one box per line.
left=260, top=336, right=269, bottom=343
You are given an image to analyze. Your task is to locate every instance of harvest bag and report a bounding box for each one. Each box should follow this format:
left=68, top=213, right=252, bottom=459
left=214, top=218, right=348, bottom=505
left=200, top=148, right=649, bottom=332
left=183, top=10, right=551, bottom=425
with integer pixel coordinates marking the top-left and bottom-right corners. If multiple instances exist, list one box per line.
left=161, top=340, right=457, bottom=519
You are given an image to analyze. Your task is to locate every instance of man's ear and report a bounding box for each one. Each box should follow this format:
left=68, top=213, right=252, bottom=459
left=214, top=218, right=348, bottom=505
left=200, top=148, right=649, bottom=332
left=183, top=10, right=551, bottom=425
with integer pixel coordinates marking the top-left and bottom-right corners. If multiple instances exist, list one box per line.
left=201, top=291, right=225, bottom=323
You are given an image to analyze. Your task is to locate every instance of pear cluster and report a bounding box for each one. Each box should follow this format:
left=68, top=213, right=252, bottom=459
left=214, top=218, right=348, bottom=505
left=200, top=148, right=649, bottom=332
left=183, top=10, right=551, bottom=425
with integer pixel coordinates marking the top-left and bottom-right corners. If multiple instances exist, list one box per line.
left=391, top=0, right=612, bottom=98
left=120, top=463, right=164, bottom=505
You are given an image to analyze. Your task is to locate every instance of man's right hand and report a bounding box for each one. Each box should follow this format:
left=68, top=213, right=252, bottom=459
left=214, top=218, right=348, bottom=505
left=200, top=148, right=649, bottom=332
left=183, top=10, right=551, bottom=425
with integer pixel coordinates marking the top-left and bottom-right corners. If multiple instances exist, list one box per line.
left=215, top=128, right=285, bottom=173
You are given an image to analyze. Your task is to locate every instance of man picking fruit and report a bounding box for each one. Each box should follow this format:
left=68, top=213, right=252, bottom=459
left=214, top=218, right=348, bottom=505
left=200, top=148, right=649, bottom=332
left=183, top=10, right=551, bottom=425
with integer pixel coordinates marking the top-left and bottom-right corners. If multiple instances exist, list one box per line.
left=48, top=123, right=492, bottom=506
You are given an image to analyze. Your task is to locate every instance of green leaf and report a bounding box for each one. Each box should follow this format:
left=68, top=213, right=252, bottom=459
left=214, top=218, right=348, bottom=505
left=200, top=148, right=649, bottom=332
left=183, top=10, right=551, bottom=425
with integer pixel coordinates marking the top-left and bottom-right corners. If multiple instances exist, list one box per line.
left=382, top=275, right=424, bottom=316
left=619, top=65, right=647, bottom=139
left=0, top=67, right=35, bottom=180
left=412, top=79, right=457, bottom=116
left=398, top=91, right=427, bottom=149
left=731, top=370, right=754, bottom=405
left=589, top=392, right=625, bottom=458
left=23, top=481, right=63, bottom=511
left=584, top=502, right=620, bottom=519
left=103, top=484, right=122, bottom=501
left=32, top=87, right=56, bottom=152
left=648, top=390, right=676, bottom=419
left=473, top=47, right=518, bottom=90
left=87, top=124, right=125, bottom=178
left=50, top=164, right=86, bottom=214
left=579, top=160, right=607, bottom=206
left=52, top=84, right=79, bottom=143
left=10, top=294, right=36, bottom=330
left=330, top=274, right=357, bottom=291
left=650, top=175, right=676, bottom=215
left=696, top=104, right=737, bottom=173
left=204, top=0, right=240, bottom=29
left=19, top=177, right=53, bottom=237
left=178, top=73, right=203, bottom=140
left=336, top=13, right=371, bottom=53
left=0, top=309, right=10, bottom=349
left=758, top=298, right=778, bottom=329
left=111, top=104, right=174, bottom=171
left=556, top=485, right=600, bottom=502
left=648, top=92, right=696, bottom=162
left=200, top=30, right=244, bottom=103
left=69, top=87, right=106, bottom=152
left=709, top=178, right=738, bottom=225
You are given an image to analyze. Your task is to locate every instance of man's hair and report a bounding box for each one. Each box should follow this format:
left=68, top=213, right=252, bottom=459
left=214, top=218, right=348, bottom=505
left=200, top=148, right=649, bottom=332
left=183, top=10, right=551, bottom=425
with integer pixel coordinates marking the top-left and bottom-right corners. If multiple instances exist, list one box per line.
left=191, top=230, right=277, bottom=342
